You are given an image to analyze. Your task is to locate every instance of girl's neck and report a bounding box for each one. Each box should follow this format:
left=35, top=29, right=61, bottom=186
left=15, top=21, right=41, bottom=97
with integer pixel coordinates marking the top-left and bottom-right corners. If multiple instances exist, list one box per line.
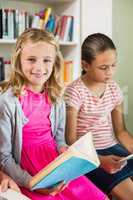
left=25, top=84, right=45, bottom=93
left=81, top=75, right=106, bottom=98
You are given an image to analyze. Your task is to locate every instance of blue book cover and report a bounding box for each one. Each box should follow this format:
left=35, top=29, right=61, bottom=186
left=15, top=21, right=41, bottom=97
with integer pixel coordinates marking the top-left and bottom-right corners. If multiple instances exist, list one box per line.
left=29, top=133, right=100, bottom=190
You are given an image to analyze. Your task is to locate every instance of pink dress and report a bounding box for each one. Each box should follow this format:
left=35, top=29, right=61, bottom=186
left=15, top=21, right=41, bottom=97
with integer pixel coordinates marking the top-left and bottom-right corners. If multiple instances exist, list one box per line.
left=20, top=88, right=106, bottom=200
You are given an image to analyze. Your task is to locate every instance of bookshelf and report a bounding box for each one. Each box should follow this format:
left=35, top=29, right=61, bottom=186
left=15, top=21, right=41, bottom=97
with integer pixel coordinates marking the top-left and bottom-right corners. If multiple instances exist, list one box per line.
left=0, top=0, right=80, bottom=82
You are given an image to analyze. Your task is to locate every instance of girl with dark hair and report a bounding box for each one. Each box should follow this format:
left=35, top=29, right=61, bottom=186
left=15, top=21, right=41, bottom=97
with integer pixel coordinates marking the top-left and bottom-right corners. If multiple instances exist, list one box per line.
left=64, top=33, right=133, bottom=200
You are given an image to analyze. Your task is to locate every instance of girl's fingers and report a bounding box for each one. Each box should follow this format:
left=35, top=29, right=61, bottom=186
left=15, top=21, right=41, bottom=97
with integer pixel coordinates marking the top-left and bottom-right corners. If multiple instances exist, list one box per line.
left=9, top=180, right=21, bottom=192
left=0, top=178, right=20, bottom=193
left=0, top=179, right=9, bottom=192
left=37, top=181, right=68, bottom=196
left=60, top=182, right=69, bottom=191
left=50, top=182, right=67, bottom=196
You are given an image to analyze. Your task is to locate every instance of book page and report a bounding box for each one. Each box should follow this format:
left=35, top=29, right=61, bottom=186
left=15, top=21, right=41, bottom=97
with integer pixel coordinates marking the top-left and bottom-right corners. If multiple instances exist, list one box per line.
left=71, top=133, right=100, bottom=166
left=120, top=154, right=133, bottom=162
left=0, top=189, right=30, bottom=200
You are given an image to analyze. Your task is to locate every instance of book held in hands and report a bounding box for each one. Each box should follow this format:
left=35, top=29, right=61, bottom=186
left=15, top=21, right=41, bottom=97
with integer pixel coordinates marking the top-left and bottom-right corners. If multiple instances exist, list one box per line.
left=29, top=133, right=100, bottom=190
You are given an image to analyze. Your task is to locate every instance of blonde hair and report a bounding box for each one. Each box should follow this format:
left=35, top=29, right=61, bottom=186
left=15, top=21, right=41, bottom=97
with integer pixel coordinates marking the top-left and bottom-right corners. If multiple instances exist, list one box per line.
left=1, top=28, right=64, bottom=103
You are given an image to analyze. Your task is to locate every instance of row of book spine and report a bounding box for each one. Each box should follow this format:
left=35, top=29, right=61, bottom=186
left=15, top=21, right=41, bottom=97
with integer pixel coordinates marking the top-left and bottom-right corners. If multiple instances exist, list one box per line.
left=0, top=7, right=74, bottom=42
left=0, top=57, right=11, bottom=81
left=0, top=57, right=73, bottom=83
left=0, top=9, right=30, bottom=39
left=31, top=7, right=74, bottom=42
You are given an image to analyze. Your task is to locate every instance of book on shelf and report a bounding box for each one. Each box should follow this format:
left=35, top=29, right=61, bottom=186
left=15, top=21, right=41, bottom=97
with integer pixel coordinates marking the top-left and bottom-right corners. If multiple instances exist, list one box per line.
left=68, top=16, right=74, bottom=41
left=63, top=60, right=73, bottom=83
left=63, top=15, right=73, bottom=42
left=59, top=15, right=68, bottom=40
left=4, top=60, right=11, bottom=80
left=0, top=57, right=4, bottom=81
left=45, top=15, right=55, bottom=33
left=0, top=58, right=11, bottom=81
left=28, top=133, right=100, bottom=190
left=0, top=9, right=3, bottom=38
left=43, top=7, right=52, bottom=29
left=0, top=189, right=30, bottom=200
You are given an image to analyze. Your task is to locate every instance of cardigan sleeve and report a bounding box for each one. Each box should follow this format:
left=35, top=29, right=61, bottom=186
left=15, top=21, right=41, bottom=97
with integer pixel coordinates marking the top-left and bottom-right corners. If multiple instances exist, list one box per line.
left=53, top=100, right=67, bottom=149
left=0, top=97, right=32, bottom=187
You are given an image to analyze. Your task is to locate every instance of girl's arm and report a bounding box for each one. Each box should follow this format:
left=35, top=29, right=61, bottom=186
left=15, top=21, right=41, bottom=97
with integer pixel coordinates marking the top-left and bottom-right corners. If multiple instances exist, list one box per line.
left=65, top=106, right=78, bottom=145
left=111, top=102, right=133, bottom=153
left=0, top=98, right=32, bottom=188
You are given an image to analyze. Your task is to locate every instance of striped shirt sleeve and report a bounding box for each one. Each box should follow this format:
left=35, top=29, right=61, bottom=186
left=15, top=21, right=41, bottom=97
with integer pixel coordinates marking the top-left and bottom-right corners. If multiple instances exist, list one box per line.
left=64, top=85, right=82, bottom=111
left=110, top=81, right=123, bottom=106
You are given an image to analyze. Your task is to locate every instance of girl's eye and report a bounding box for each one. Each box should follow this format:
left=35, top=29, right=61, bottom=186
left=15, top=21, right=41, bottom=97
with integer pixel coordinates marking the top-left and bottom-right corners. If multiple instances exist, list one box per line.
left=99, top=66, right=107, bottom=70
left=99, top=64, right=116, bottom=70
left=112, top=64, right=116, bottom=67
left=28, top=58, right=36, bottom=62
left=43, top=59, right=52, bottom=63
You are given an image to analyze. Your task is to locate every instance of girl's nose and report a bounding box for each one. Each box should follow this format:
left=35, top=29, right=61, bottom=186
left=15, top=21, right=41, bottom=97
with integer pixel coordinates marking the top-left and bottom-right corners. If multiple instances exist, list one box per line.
left=35, top=61, right=45, bottom=71
left=106, top=66, right=113, bottom=75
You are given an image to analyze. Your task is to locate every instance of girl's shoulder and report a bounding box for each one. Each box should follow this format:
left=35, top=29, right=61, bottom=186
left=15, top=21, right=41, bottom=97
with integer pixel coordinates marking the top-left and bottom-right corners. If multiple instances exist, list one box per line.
left=0, top=87, right=15, bottom=98
left=107, top=80, right=121, bottom=92
left=65, top=77, right=86, bottom=95
left=66, top=77, right=82, bottom=88
left=0, top=88, right=17, bottom=108
left=107, top=80, right=123, bottom=104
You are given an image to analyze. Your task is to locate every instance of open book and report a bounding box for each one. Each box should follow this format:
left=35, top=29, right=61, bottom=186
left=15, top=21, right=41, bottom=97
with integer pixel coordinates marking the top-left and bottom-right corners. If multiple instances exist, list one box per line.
left=29, top=133, right=100, bottom=190
left=0, top=189, right=30, bottom=200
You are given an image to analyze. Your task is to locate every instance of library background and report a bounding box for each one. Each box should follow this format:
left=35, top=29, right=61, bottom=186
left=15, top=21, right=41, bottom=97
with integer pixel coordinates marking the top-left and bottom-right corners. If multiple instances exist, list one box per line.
left=0, top=0, right=80, bottom=84
left=0, top=0, right=133, bottom=133
left=0, top=0, right=112, bottom=85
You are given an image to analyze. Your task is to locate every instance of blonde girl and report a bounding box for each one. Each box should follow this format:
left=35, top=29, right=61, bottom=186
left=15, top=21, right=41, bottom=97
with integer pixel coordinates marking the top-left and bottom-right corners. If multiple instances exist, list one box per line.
left=0, top=28, right=108, bottom=200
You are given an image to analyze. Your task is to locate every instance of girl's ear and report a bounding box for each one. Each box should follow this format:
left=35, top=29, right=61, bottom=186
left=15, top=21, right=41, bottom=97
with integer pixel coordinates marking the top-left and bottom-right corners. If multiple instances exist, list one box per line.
left=81, top=60, right=90, bottom=72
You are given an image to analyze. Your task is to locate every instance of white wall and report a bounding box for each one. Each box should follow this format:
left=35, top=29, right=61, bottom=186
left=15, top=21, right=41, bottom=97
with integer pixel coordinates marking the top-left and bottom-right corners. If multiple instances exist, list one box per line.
left=112, top=0, right=133, bottom=133
left=81, top=0, right=133, bottom=133
left=81, top=0, right=112, bottom=42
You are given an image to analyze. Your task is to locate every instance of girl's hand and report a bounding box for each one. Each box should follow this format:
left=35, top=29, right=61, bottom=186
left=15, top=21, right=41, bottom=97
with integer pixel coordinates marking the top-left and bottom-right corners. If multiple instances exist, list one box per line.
left=35, top=181, right=67, bottom=196
left=0, top=171, right=20, bottom=192
left=58, top=145, right=68, bottom=154
left=99, top=155, right=127, bottom=174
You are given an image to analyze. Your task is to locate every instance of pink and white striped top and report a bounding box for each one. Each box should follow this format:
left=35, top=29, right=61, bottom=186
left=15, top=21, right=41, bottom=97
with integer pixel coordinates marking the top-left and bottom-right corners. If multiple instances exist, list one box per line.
left=64, top=78, right=123, bottom=150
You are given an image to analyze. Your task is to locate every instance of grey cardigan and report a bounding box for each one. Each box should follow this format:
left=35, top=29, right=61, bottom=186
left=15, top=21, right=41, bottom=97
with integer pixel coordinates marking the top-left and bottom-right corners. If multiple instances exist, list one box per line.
left=0, top=88, right=66, bottom=187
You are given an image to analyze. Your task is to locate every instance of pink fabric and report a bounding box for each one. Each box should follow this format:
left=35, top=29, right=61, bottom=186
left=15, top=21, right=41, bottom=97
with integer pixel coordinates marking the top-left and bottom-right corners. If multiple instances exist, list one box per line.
left=20, top=88, right=106, bottom=200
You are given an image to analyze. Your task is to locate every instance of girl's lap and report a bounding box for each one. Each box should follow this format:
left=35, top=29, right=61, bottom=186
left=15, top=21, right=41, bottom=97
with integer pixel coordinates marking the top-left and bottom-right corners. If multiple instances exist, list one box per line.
left=86, top=144, right=133, bottom=193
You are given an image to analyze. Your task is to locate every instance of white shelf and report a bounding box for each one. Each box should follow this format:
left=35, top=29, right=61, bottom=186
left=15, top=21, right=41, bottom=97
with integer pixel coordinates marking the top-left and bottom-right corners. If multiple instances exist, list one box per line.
left=0, top=39, right=17, bottom=44
left=59, top=41, right=78, bottom=46
left=0, top=39, right=78, bottom=46
left=16, top=0, right=77, bottom=3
